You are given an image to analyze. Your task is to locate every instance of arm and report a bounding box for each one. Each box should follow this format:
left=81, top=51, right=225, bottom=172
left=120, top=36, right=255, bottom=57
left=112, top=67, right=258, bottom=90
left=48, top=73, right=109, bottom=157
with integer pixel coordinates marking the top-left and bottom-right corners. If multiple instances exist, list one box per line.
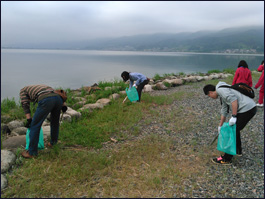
left=231, top=99, right=238, bottom=116
left=219, top=115, right=226, bottom=127
left=257, top=65, right=264, bottom=72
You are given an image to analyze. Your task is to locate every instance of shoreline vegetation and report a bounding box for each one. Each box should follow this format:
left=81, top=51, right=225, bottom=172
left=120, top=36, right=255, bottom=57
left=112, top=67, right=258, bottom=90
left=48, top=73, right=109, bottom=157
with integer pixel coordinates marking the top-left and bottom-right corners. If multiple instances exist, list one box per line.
left=1, top=68, right=264, bottom=197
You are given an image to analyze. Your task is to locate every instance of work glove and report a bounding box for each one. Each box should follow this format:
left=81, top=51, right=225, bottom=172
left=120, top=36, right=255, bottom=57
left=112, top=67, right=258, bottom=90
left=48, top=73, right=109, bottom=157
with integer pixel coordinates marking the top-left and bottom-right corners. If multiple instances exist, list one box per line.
left=218, top=126, right=221, bottom=134
left=229, top=117, right=237, bottom=126
left=25, top=118, right=32, bottom=128
left=133, top=84, right=136, bottom=87
left=62, top=105, right=68, bottom=113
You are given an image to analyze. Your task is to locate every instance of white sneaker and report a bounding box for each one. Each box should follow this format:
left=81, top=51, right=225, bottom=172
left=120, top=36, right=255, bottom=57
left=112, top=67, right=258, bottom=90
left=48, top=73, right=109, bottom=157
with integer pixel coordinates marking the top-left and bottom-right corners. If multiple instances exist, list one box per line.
left=256, top=103, right=264, bottom=107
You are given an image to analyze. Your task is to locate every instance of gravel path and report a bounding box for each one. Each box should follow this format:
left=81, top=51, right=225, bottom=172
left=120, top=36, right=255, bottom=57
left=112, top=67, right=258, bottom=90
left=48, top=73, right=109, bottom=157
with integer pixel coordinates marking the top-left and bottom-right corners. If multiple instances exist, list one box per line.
left=104, top=80, right=264, bottom=198
left=151, top=82, right=264, bottom=198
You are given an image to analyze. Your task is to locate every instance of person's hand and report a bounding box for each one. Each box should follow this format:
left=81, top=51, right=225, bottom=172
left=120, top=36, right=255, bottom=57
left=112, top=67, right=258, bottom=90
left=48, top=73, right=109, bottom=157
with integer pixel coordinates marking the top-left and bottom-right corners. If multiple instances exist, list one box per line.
left=62, top=105, right=68, bottom=113
left=133, top=84, right=136, bottom=87
left=218, top=126, right=221, bottom=134
left=229, top=117, right=237, bottom=126
left=25, top=118, right=32, bottom=128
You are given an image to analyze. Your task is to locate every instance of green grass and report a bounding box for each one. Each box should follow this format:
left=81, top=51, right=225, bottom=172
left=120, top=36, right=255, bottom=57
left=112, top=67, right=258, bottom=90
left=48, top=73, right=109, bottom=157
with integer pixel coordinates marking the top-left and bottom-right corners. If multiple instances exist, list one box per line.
left=1, top=72, right=262, bottom=198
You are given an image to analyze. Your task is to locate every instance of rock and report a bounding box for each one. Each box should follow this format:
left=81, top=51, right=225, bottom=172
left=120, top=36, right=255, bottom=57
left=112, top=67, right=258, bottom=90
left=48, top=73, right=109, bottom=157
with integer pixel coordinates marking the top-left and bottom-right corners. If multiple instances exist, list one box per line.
left=2, top=136, right=26, bottom=150
left=42, top=126, right=50, bottom=139
left=187, top=76, right=197, bottom=82
left=195, top=76, right=204, bottom=81
left=119, top=91, right=126, bottom=95
left=105, top=87, right=112, bottom=90
left=11, top=127, right=27, bottom=136
left=109, top=93, right=120, bottom=100
left=156, top=82, right=168, bottom=90
left=96, top=98, right=111, bottom=106
left=143, top=85, right=153, bottom=92
left=1, top=124, right=11, bottom=135
left=65, top=107, right=81, bottom=119
left=79, top=103, right=104, bottom=111
left=171, top=79, right=183, bottom=86
left=1, top=115, right=11, bottom=123
left=1, top=174, right=8, bottom=191
left=7, top=120, right=24, bottom=131
left=61, top=114, right=72, bottom=123
left=1, top=150, right=16, bottom=173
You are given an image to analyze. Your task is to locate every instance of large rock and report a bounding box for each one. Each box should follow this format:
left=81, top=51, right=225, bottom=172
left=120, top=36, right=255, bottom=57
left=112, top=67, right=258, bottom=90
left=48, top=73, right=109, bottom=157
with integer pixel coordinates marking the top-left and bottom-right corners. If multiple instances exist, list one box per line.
left=2, top=135, right=26, bottom=150
left=1, top=174, right=7, bottom=191
left=143, top=85, right=153, bottom=92
left=65, top=107, right=81, bottom=119
left=171, top=79, right=183, bottom=86
left=11, top=127, right=27, bottom=136
left=79, top=103, right=104, bottom=111
left=42, top=126, right=50, bottom=139
left=1, top=150, right=16, bottom=173
left=96, top=98, right=111, bottom=106
left=7, top=121, right=24, bottom=131
left=109, top=93, right=120, bottom=100
left=155, top=82, right=168, bottom=90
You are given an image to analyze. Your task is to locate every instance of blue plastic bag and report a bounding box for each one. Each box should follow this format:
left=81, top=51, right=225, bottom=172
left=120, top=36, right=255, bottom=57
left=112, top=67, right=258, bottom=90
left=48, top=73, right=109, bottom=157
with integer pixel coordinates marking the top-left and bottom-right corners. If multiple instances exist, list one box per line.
left=125, top=87, right=139, bottom=102
left=217, top=122, right=236, bottom=155
left=25, top=128, right=45, bottom=150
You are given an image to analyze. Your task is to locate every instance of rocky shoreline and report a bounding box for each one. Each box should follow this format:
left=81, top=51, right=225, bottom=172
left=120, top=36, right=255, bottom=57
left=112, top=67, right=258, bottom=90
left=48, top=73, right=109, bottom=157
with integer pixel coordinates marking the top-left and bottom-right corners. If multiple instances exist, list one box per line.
left=1, top=72, right=264, bottom=197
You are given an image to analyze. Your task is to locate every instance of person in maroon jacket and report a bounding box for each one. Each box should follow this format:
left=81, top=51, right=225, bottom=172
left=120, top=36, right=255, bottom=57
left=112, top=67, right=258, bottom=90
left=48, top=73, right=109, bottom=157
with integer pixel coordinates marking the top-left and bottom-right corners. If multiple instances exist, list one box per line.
left=232, top=60, right=253, bottom=87
left=255, top=60, right=264, bottom=107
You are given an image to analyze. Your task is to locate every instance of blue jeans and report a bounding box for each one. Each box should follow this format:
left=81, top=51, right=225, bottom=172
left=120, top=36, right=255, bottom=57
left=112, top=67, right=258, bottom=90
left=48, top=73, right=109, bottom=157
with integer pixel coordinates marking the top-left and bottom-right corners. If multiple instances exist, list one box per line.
left=28, top=96, right=63, bottom=155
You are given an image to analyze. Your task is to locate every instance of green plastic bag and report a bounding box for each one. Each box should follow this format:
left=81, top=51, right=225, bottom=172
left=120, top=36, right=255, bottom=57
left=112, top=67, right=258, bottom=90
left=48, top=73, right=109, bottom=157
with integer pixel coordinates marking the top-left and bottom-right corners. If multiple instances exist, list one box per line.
left=125, top=87, right=139, bottom=102
left=25, top=128, right=45, bottom=150
left=217, top=122, right=236, bottom=155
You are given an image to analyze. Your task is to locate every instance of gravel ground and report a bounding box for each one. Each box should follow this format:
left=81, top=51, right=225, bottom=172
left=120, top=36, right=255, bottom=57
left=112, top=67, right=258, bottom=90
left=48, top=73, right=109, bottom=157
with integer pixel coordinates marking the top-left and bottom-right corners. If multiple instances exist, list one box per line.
left=149, top=82, right=264, bottom=198
left=103, top=80, right=264, bottom=198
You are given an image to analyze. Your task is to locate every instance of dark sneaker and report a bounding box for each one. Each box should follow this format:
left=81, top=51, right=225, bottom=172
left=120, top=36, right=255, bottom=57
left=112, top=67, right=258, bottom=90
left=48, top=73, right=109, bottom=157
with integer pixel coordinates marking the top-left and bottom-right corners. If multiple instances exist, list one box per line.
left=211, top=156, right=232, bottom=165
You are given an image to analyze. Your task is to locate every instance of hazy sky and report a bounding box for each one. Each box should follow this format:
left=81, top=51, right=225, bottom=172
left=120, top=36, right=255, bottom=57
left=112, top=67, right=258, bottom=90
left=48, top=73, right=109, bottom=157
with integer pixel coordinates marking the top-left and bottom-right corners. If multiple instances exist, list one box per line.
left=1, top=1, right=264, bottom=46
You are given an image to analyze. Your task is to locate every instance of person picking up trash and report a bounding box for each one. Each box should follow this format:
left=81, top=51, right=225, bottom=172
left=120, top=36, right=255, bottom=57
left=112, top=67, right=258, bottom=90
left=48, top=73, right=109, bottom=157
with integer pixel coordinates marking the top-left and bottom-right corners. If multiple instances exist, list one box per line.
left=203, top=81, right=257, bottom=165
left=121, top=71, right=149, bottom=102
left=20, top=84, right=68, bottom=158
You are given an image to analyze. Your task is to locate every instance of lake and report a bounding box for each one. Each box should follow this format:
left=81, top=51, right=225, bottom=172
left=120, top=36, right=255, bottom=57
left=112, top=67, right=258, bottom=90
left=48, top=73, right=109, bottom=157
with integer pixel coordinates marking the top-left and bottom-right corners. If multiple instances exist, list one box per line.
left=1, top=49, right=264, bottom=101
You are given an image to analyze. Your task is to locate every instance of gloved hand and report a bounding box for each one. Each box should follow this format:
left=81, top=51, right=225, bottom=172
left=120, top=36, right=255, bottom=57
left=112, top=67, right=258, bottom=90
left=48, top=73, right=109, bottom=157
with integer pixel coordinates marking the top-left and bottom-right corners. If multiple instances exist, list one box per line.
left=229, top=117, right=237, bottom=126
left=25, top=118, right=32, bottom=128
left=133, top=84, right=136, bottom=87
left=62, top=105, right=68, bottom=113
left=218, top=126, right=221, bottom=134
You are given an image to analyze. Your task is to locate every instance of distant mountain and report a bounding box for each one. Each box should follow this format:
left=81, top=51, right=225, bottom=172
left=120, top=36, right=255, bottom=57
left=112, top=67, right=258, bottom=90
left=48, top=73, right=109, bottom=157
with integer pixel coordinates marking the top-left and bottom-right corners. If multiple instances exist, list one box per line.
left=2, top=26, right=264, bottom=53
left=81, top=26, right=264, bottom=53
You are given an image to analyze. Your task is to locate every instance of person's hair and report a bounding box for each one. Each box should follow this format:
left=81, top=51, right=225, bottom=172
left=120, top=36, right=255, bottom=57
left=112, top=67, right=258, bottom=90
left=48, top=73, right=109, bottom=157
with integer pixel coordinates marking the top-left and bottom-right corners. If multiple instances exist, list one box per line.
left=237, top=60, right=248, bottom=68
left=261, top=60, right=264, bottom=65
left=203, top=84, right=216, bottom=95
left=121, top=71, right=130, bottom=82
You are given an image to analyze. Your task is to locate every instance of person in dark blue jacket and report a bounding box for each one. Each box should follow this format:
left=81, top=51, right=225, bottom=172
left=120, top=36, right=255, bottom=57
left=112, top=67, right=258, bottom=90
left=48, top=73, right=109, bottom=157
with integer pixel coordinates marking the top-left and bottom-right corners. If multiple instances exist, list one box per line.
left=121, top=71, right=149, bottom=102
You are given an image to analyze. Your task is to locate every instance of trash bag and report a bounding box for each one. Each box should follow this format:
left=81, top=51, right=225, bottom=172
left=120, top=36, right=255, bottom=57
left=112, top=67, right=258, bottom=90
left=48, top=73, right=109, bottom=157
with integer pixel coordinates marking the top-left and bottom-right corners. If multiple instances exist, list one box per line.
left=217, top=122, right=236, bottom=155
left=25, top=128, right=45, bottom=150
left=125, top=87, right=139, bottom=102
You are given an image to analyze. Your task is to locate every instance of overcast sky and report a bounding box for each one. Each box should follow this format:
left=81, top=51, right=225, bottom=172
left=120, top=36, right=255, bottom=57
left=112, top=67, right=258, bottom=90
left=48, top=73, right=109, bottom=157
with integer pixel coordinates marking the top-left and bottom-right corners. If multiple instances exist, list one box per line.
left=1, top=1, right=264, bottom=46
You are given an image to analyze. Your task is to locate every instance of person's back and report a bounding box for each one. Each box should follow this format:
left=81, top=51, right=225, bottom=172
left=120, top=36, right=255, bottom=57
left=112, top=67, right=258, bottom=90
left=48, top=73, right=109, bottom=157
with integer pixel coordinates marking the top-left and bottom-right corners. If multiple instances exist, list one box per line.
left=232, top=67, right=252, bottom=87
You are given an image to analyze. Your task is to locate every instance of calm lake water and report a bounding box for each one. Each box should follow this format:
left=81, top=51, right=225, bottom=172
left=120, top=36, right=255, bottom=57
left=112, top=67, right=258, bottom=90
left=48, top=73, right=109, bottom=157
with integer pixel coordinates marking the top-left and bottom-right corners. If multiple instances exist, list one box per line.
left=1, top=49, right=264, bottom=101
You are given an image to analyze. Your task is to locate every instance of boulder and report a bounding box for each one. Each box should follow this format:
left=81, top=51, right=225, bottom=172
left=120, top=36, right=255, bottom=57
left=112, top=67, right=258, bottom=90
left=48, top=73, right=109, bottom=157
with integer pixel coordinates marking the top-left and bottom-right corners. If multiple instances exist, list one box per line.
left=96, top=98, right=111, bottom=106
left=155, top=82, right=168, bottom=90
left=7, top=120, right=24, bottom=131
left=171, top=79, right=183, bottom=85
left=2, top=136, right=26, bottom=150
left=109, top=93, right=120, bottom=100
left=1, top=150, right=16, bottom=173
left=1, top=174, right=8, bottom=190
left=143, top=84, right=153, bottom=92
left=79, top=103, right=104, bottom=111
left=65, top=107, right=81, bottom=119
left=42, top=126, right=50, bottom=139
left=11, top=127, right=27, bottom=136
left=195, top=76, right=204, bottom=82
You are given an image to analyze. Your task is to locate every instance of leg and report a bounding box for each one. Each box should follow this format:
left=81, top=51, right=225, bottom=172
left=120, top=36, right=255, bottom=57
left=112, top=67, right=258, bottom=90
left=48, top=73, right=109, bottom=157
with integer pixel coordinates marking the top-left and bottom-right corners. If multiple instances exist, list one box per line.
left=50, top=96, right=63, bottom=145
left=258, top=84, right=264, bottom=104
left=28, top=98, right=53, bottom=155
left=136, top=80, right=148, bottom=102
left=223, top=106, right=257, bottom=161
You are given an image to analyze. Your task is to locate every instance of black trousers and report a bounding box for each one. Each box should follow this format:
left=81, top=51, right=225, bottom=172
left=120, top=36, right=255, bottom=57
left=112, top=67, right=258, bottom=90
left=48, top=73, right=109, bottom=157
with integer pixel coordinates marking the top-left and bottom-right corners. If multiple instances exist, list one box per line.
left=136, top=79, right=149, bottom=102
left=224, top=106, right=257, bottom=161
